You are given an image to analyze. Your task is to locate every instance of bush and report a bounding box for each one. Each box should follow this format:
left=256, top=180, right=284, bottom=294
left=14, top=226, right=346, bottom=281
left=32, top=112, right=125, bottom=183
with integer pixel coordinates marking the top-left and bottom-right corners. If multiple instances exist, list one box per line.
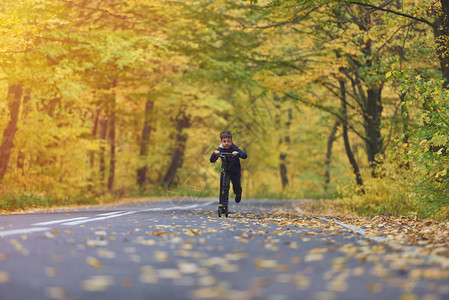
left=0, top=190, right=55, bottom=211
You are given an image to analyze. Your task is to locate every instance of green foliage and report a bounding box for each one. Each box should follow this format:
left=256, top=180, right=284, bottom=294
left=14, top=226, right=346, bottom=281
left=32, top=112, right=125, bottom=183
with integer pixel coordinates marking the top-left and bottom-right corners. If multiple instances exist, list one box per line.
left=0, top=187, right=98, bottom=211
left=0, top=0, right=448, bottom=220
left=340, top=159, right=422, bottom=218
left=0, top=190, right=54, bottom=211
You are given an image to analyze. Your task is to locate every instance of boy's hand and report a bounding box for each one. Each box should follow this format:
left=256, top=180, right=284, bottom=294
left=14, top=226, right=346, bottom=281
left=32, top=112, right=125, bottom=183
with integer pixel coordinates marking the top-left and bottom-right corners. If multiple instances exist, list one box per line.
left=232, top=151, right=238, bottom=156
left=214, top=150, right=220, bottom=155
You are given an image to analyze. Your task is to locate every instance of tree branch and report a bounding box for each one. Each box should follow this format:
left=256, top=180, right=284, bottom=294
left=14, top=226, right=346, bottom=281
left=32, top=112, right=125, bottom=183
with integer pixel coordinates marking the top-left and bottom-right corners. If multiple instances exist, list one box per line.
left=36, top=36, right=91, bottom=45
left=285, top=91, right=368, bottom=142
left=252, top=6, right=320, bottom=29
left=349, top=1, right=441, bottom=32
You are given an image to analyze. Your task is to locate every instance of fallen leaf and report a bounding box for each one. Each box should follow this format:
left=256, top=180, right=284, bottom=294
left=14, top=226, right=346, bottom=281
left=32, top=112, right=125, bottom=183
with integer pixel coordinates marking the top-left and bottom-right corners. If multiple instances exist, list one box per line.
left=154, top=251, right=170, bottom=262
left=178, top=262, right=199, bottom=274
left=399, top=294, right=418, bottom=300
left=45, top=267, right=59, bottom=278
left=158, top=269, right=182, bottom=279
left=86, top=240, right=108, bottom=247
left=254, top=259, right=277, bottom=268
left=94, top=230, right=107, bottom=236
left=44, top=287, right=66, bottom=300
left=291, top=257, right=301, bottom=264
left=0, top=271, right=9, bottom=283
left=293, top=275, right=310, bottom=289
left=44, top=232, right=55, bottom=239
left=253, top=277, right=270, bottom=288
left=314, top=291, right=336, bottom=300
left=97, top=248, right=116, bottom=259
left=220, top=264, right=239, bottom=273
left=121, top=277, right=134, bottom=288
left=192, top=285, right=227, bottom=299
left=138, top=239, right=156, bottom=246
left=81, top=276, right=113, bottom=292
left=305, top=231, right=318, bottom=236
left=327, top=280, right=348, bottom=292
left=86, top=257, right=102, bottom=269
left=305, top=254, right=324, bottom=262
left=198, top=276, right=217, bottom=286
left=366, top=282, right=382, bottom=293
left=140, top=266, right=158, bottom=284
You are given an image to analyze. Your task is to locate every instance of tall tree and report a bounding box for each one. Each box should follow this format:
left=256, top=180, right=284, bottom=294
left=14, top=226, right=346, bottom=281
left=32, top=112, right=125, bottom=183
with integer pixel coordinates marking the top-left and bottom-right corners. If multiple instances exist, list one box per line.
left=137, top=96, right=155, bottom=188
left=0, top=84, right=23, bottom=181
left=161, top=112, right=191, bottom=189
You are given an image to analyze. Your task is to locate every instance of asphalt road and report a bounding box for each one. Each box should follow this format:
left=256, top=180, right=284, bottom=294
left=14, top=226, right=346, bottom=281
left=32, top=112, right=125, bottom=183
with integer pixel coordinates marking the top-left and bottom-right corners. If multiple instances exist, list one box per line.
left=0, top=198, right=448, bottom=300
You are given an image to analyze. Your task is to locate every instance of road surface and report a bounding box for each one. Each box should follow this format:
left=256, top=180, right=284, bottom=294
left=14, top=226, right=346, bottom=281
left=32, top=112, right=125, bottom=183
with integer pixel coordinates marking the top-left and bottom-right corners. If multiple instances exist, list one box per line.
left=0, top=198, right=448, bottom=300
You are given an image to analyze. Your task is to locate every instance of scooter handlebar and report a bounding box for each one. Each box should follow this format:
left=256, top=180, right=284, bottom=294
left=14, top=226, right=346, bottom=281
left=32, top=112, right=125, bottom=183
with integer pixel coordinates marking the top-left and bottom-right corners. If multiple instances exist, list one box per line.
left=218, top=152, right=235, bottom=158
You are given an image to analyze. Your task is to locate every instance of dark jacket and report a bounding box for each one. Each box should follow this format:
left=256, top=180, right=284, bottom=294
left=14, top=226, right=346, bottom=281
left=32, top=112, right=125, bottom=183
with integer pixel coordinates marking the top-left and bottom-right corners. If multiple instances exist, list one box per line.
left=210, top=144, right=247, bottom=174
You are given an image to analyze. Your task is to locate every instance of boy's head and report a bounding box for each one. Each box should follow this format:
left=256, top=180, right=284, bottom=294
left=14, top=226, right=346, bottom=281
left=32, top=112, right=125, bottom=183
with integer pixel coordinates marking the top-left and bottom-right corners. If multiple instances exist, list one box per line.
left=220, top=131, right=232, bottom=149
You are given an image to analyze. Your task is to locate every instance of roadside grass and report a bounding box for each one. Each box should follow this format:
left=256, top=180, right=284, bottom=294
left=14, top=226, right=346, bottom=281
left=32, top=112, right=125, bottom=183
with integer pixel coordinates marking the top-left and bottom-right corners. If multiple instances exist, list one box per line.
left=0, top=186, right=216, bottom=213
left=0, top=190, right=99, bottom=212
left=0, top=191, right=54, bottom=211
left=3, top=182, right=445, bottom=222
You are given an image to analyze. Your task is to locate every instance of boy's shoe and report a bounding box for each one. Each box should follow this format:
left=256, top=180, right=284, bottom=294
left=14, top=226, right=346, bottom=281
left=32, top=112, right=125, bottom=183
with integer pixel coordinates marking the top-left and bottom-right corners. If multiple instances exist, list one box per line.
left=235, top=193, right=242, bottom=203
left=218, top=204, right=229, bottom=218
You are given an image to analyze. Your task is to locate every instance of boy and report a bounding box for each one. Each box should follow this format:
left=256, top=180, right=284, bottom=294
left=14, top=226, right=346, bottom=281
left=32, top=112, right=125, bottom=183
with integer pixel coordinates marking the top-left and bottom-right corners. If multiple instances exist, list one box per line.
left=210, top=131, right=247, bottom=217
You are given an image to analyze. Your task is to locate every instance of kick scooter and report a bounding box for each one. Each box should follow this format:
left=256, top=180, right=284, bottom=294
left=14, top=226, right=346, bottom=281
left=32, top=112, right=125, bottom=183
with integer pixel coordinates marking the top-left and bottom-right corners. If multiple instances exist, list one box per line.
left=217, top=152, right=235, bottom=218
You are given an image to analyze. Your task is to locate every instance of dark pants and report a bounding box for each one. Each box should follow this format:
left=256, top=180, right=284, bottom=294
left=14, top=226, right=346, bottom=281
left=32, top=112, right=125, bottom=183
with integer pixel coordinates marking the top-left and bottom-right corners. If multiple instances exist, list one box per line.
left=219, top=169, right=242, bottom=207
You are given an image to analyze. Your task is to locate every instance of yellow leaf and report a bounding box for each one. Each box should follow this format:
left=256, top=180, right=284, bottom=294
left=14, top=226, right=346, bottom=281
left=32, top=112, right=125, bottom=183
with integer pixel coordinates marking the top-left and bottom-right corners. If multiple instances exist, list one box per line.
left=0, top=271, right=10, bottom=283
left=86, top=257, right=102, bottom=269
left=157, top=269, right=182, bottom=279
left=198, top=276, right=217, bottom=286
left=154, top=251, right=170, bottom=262
left=45, top=267, right=59, bottom=278
left=97, top=248, right=116, bottom=259
left=44, top=287, right=66, bottom=299
left=304, top=254, right=324, bottom=262
left=81, top=276, right=113, bottom=292
left=94, top=231, right=107, bottom=236
left=254, top=258, right=277, bottom=268
left=178, top=262, right=199, bottom=274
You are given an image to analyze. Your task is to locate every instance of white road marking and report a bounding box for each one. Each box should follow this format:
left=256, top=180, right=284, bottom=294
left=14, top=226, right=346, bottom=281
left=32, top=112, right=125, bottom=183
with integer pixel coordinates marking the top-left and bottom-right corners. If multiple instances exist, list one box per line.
left=2, top=200, right=217, bottom=236
left=0, top=227, right=51, bottom=238
left=142, top=201, right=215, bottom=212
left=96, top=211, right=127, bottom=216
left=32, top=217, right=90, bottom=226
left=61, top=201, right=216, bottom=225
left=62, top=211, right=138, bottom=226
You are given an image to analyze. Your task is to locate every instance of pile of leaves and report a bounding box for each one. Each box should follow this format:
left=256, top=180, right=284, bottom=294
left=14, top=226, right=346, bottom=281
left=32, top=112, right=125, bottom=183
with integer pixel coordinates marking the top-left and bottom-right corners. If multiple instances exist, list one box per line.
left=300, top=200, right=449, bottom=261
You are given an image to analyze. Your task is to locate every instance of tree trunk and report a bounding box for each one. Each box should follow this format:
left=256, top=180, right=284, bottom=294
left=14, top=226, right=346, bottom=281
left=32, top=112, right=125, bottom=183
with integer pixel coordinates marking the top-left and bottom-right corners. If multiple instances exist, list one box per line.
left=400, top=93, right=409, bottom=144
left=279, top=108, right=291, bottom=190
left=90, top=109, right=101, bottom=169
left=0, top=84, right=23, bottom=181
left=107, top=90, right=116, bottom=191
left=364, top=86, right=383, bottom=174
left=162, top=113, right=190, bottom=189
left=324, top=120, right=340, bottom=187
left=359, top=37, right=384, bottom=174
left=435, top=0, right=449, bottom=88
left=137, top=97, right=154, bottom=188
left=279, top=153, right=289, bottom=189
left=340, top=78, right=364, bottom=191
left=99, top=117, right=108, bottom=182
left=16, top=89, right=31, bottom=174
left=87, top=109, right=101, bottom=192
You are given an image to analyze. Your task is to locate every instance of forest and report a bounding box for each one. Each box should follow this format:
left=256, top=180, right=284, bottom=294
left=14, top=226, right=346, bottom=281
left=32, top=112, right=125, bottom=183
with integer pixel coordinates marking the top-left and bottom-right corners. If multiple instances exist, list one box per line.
left=0, top=0, right=448, bottom=220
